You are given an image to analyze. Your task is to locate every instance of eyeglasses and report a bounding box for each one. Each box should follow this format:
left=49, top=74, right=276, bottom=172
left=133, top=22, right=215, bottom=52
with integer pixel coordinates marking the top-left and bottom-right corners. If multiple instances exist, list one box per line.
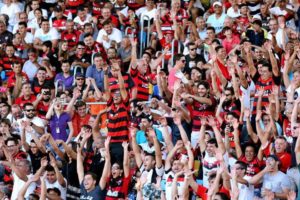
left=7, top=145, right=16, bottom=148
left=26, top=109, right=35, bottom=112
left=190, top=48, right=196, bottom=51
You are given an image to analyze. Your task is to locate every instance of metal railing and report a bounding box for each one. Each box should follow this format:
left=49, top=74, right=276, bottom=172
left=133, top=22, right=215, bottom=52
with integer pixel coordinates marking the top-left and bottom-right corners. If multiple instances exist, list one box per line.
left=72, top=65, right=84, bottom=86
left=54, top=80, right=65, bottom=97
left=125, top=27, right=135, bottom=38
left=171, top=39, right=181, bottom=66
left=140, top=15, right=151, bottom=58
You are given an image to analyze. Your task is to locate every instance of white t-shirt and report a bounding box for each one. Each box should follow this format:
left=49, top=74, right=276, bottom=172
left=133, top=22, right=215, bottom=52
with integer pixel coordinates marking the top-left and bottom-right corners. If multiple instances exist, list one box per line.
left=45, top=178, right=67, bottom=200
left=0, top=3, right=21, bottom=26
left=34, top=27, right=60, bottom=42
left=236, top=175, right=255, bottom=200
left=11, top=173, right=37, bottom=200
left=206, top=13, right=227, bottom=34
left=28, top=9, right=48, bottom=22
left=268, top=28, right=288, bottom=49
left=262, top=171, right=291, bottom=200
left=164, top=170, right=185, bottom=200
left=202, top=152, right=218, bottom=187
left=226, top=7, right=240, bottom=18
left=96, top=28, right=122, bottom=49
left=136, top=7, right=157, bottom=24
left=17, top=116, right=44, bottom=143
left=269, top=5, right=296, bottom=30
left=73, top=14, right=92, bottom=27
left=22, top=58, right=43, bottom=81
left=240, top=81, right=255, bottom=121
left=24, top=32, right=34, bottom=44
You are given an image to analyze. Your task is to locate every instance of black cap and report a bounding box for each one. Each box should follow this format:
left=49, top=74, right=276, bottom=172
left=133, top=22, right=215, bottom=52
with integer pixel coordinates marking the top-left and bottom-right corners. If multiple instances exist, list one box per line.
left=267, top=154, right=280, bottom=162
left=75, top=73, right=84, bottom=78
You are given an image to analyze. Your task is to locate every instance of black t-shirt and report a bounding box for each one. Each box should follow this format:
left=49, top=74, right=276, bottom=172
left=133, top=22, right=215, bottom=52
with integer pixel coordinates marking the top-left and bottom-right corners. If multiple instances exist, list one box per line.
left=28, top=150, right=45, bottom=173
left=31, top=78, right=55, bottom=95
left=80, top=183, right=106, bottom=200
left=184, top=54, right=206, bottom=74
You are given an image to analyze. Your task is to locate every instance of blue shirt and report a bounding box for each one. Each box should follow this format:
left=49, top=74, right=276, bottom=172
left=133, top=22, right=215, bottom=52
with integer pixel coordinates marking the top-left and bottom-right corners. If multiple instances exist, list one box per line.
left=86, top=65, right=104, bottom=90
left=136, top=128, right=164, bottom=145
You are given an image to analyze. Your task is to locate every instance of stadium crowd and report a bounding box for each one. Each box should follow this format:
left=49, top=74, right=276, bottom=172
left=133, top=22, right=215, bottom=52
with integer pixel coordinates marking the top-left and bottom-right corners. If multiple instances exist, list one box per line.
left=0, top=0, right=300, bottom=199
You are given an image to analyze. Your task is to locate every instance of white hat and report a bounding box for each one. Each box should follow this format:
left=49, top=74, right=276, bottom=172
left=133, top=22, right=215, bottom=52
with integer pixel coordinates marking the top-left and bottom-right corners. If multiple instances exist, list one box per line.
left=213, top=1, right=222, bottom=7
left=252, top=15, right=262, bottom=21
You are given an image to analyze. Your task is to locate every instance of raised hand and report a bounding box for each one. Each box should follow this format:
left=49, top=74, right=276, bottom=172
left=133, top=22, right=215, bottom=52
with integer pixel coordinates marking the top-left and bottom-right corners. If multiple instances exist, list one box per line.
left=40, top=157, right=48, bottom=168
left=207, top=116, right=216, bottom=127
left=257, top=86, right=265, bottom=97
left=122, top=141, right=129, bottom=150
left=173, top=113, right=182, bottom=125
left=104, top=136, right=111, bottom=150
left=232, top=118, right=239, bottom=130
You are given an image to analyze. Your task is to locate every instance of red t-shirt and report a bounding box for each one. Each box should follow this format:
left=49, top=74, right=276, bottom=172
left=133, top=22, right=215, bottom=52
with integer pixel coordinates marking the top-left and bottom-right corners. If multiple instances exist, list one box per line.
left=15, top=95, right=37, bottom=108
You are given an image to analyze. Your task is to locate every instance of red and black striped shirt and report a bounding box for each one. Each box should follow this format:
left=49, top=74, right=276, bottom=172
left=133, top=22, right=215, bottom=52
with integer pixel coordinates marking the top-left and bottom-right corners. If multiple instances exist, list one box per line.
left=107, top=97, right=130, bottom=143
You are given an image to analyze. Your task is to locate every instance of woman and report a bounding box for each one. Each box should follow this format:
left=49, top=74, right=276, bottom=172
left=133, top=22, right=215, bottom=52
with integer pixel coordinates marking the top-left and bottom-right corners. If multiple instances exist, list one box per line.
left=100, top=137, right=130, bottom=199
left=54, top=60, right=74, bottom=90
left=58, top=41, right=70, bottom=62
left=46, top=98, right=73, bottom=143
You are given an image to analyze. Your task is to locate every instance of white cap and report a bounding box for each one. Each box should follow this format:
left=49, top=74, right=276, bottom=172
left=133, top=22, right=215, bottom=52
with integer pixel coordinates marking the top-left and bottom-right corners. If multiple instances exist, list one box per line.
left=252, top=15, right=262, bottom=21
left=213, top=1, right=222, bottom=7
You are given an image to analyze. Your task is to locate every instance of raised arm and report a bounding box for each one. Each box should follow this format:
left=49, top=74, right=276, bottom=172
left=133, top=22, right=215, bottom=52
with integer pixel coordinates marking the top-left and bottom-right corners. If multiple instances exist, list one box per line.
left=130, top=127, right=143, bottom=167
left=17, top=175, right=40, bottom=200
left=20, top=125, right=30, bottom=152
left=198, top=118, right=207, bottom=153
left=173, top=114, right=189, bottom=144
left=165, top=142, right=182, bottom=170
left=244, top=43, right=256, bottom=78
left=216, top=95, right=225, bottom=124
left=49, top=153, right=66, bottom=187
left=233, top=118, right=243, bottom=159
left=66, top=89, right=81, bottom=115
left=114, top=62, right=128, bottom=101
left=295, top=125, right=300, bottom=165
left=100, top=137, right=111, bottom=190
left=155, top=12, right=163, bottom=40
left=256, top=110, right=270, bottom=148
left=149, top=129, right=163, bottom=169
left=248, top=165, right=270, bottom=185
left=45, top=99, right=56, bottom=120
left=266, top=42, right=279, bottom=77
left=76, top=144, right=84, bottom=184
left=129, top=38, right=138, bottom=70
left=122, top=141, right=130, bottom=177
left=244, top=109, right=259, bottom=143
left=48, top=134, right=65, bottom=160
left=208, top=116, right=226, bottom=154
left=158, top=117, right=174, bottom=153
left=185, top=142, right=194, bottom=170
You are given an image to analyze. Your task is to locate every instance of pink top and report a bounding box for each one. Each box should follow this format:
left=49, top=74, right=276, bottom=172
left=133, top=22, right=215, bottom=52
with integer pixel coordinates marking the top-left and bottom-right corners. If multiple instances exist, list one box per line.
left=222, top=35, right=241, bottom=54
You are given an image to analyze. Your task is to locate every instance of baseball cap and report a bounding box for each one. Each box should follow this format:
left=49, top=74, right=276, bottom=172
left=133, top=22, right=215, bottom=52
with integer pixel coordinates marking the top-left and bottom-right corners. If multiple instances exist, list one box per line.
left=267, top=154, right=280, bottom=162
left=213, top=1, right=222, bottom=7
left=75, top=73, right=85, bottom=78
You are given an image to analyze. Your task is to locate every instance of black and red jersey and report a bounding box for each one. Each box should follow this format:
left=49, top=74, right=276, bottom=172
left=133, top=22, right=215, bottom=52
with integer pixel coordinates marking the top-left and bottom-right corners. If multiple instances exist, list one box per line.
left=107, top=97, right=130, bottom=143
left=61, top=30, right=81, bottom=49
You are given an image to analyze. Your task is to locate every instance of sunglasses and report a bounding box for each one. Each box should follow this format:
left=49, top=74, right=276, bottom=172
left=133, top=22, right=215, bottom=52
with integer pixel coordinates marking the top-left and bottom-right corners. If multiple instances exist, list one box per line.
left=26, top=109, right=35, bottom=112
left=76, top=78, right=84, bottom=80
left=181, top=60, right=186, bottom=63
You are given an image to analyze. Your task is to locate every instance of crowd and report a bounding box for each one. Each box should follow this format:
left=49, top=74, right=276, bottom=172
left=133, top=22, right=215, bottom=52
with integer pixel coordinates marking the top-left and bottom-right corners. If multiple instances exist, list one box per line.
left=0, top=0, right=300, bottom=199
